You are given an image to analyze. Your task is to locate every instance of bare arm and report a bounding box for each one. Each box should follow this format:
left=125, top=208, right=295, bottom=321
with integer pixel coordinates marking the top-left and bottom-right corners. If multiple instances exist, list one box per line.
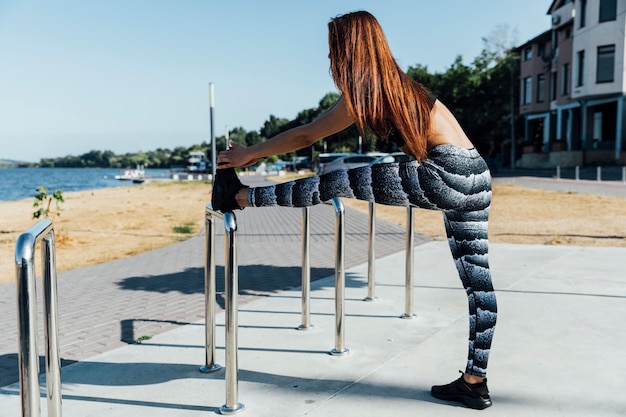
left=217, top=96, right=354, bottom=169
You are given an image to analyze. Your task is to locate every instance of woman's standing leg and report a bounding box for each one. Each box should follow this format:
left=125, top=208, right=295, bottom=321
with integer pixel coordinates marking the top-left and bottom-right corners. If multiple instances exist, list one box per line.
left=442, top=208, right=497, bottom=378
left=430, top=206, right=497, bottom=410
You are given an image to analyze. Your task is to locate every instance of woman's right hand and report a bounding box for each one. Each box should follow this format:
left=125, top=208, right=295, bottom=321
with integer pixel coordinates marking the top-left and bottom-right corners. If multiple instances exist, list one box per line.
left=217, top=142, right=259, bottom=169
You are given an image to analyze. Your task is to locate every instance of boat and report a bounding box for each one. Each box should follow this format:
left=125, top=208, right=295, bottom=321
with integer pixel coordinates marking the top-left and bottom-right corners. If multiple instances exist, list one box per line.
left=186, top=151, right=210, bottom=173
left=115, top=166, right=146, bottom=181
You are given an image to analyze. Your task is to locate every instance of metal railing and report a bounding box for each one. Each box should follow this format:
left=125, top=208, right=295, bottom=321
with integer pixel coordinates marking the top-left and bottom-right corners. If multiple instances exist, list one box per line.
left=402, top=207, right=417, bottom=319
left=15, top=219, right=62, bottom=417
left=364, top=201, right=377, bottom=302
left=202, top=197, right=418, bottom=412
left=329, top=198, right=348, bottom=355
left=202, top=206, right=243, bottom=415
left=297, top=207, right=313, bottom=330
left=555, top=165, right=626, bottom=182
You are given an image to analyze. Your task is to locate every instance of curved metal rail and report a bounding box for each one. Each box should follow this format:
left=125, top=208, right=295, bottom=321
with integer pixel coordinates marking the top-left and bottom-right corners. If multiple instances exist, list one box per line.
left=15, top=219, right=62, bottom=417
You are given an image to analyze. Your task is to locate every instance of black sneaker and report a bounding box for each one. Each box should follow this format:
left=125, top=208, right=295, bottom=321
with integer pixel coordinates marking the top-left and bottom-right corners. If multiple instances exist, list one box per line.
left=431, top=372, right=492, bottom=410
left=211, top=168, right=245, bottom=212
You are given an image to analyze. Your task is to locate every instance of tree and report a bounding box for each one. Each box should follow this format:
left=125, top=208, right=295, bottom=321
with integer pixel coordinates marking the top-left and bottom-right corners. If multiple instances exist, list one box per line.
left=260, top=115, right=290, bottom=139
left=407, top=47, right=521, bottom=157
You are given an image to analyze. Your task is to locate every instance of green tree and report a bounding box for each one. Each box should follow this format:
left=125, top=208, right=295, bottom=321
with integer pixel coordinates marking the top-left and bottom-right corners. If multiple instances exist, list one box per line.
left=407, top=49, right=521, bottom=156
left=260, top=115, right=290, bottom=139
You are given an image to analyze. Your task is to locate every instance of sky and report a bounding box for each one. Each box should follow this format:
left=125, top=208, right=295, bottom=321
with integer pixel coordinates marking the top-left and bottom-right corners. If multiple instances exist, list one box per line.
left=0, top=0, right=552, bottom=162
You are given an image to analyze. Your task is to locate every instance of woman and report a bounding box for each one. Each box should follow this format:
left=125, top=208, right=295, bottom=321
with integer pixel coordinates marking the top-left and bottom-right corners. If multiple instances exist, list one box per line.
left=214, top=10, right=497, bottom=410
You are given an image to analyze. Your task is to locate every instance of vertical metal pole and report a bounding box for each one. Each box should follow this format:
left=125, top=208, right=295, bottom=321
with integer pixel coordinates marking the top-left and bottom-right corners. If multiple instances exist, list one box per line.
left=575, top=166, right=580, bottom=181
left=329, top=198, right=349, bottom=355
left=622, top=166, right=626, bottom=183
left=16, top=241, right=41, bottom=417
left=298, top=207, right=313, bottom=330
left=364, top=202, right=377, bottom=301
left=556, top=165, right=561, bottom=180
left=201, top=209, right=221, bottom=373
left=220, top=212, right=244, bottom=415
left=42, top=233, right=62, bottom=417
left=509, top=52, right=516, bottom=170
left=210, top=83, right=216, bottom=182
left=401, top=207, right=416, bottom=319
left=597, top=166, right=602, bottom=181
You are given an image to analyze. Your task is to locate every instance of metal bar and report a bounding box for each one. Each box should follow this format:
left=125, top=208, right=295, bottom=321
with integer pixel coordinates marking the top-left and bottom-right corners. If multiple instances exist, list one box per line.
left=575, top=165, right=580, bottom=181
left=220, top=211, right=244, bottom=415
left=16, top=240, right=40, bottom=417
left=329, top=198, right=349, bottom=356
left=401, top=207, right=416, bottom=319
left=200, top=208, right=221, bottom=373
left=15, top=219, right=62, bottom=417
left=42, top=233, right=62, bottom=417
left=298, top=207, right=313, bottom=330
left=597, top=166, right=602, bottom=182
left=210, top=83, right=216, bottom=181
left=364, top=202, right=377, bottom=301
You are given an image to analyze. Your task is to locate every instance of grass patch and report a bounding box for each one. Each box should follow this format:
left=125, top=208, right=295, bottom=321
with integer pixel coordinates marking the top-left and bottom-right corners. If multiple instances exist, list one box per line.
left=173, top=221, right=197, bottom=234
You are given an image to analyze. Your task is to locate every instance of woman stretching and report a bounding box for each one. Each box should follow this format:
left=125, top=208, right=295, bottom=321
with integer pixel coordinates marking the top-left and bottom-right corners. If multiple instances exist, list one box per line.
left=213, top=10, right=497, bottom=411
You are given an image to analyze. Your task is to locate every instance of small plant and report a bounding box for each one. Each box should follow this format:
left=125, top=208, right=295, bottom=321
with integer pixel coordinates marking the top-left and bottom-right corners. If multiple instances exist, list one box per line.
left=173, top=221, right=196, bottom=234
left=136, top=335, right=152, bottom=344
left=33, top=186, right=64, bottom=219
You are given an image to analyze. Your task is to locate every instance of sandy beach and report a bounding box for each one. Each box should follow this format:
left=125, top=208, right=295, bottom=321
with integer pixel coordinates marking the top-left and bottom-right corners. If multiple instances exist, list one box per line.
left=2, top=178, right=625, bottom=284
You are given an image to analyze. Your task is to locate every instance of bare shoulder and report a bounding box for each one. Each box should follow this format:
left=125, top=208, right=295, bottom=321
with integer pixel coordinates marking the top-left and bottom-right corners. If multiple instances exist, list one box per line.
left=428, top=101, right=474, bottom=149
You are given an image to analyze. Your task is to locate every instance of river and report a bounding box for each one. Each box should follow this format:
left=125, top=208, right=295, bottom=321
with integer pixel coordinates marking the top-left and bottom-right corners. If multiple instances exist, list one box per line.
left=0, top=168, right=174, bottom=202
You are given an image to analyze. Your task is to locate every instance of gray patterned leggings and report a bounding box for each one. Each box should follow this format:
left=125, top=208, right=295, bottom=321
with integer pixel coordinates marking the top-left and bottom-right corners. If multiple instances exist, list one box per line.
left=248, top=144, right=497, bottom=377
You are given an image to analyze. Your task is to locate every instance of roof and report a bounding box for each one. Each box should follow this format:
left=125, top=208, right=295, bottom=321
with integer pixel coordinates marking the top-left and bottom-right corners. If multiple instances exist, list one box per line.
left=548, top=0, right=570, bottom=14
left=514, top=29, right=552, bottom=51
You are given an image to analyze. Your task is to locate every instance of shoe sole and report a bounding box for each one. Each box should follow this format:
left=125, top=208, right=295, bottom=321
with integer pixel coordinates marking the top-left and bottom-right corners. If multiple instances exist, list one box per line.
left=431, top=392, right=492, bottom=410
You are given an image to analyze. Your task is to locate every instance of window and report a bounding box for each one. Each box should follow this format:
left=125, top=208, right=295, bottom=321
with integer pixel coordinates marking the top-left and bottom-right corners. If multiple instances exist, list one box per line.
left=577, top=50, right=585, bottom=87
left=599, top=0, right=617, bottom=22
left=597, top=45, right=615, bottom=83
left=593, top=112, right=603, bottom=142
left=564, top=28, right=571, bottom=39
left=537, top=74, right=546, bottom=102
left=561, top=63, right=570, bottom=95
left=522, top=77, right=532, bottom=105
left=580, top=0, right=587, bottom=28
left=551, top=72, right=558, bottom=101
left=538, top=43, right=546, bottom=59
left=523, top=47, right=533, bottom=61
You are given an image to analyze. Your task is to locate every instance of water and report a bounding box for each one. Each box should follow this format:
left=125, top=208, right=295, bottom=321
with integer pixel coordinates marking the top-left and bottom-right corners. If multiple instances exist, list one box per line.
left=0, top=168, right=174, bottom=202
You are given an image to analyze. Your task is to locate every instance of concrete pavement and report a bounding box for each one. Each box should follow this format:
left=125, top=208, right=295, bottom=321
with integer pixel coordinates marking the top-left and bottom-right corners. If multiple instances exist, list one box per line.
left=1, top=173, right=626, bottom=416
left=0, top=174, right=422, bottom=388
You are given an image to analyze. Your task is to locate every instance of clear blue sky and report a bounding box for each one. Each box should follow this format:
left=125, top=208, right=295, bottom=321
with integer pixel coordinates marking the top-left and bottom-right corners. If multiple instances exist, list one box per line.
left=0, top=0, right=551, bottom=162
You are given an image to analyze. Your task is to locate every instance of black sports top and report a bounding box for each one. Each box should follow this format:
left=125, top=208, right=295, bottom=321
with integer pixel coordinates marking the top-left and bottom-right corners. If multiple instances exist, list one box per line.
left=388, top=92, right=437, bottom=148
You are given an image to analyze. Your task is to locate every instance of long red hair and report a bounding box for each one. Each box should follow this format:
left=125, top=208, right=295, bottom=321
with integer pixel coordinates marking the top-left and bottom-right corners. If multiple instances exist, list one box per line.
left=328, top=11, right=432, bottom=161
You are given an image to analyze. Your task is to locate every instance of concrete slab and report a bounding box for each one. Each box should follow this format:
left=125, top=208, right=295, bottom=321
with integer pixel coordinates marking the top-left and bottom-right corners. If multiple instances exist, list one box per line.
left=2, top=241, right=625, bottom=416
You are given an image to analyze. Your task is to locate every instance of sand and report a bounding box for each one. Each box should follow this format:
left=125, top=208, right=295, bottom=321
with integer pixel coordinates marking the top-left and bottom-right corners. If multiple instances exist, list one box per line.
left=2, top=178, right=625, bottom=284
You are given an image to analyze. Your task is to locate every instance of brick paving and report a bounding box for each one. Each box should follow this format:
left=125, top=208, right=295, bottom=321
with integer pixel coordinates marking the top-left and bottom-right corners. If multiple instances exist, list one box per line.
left=0, top=174, right=429, bottom=387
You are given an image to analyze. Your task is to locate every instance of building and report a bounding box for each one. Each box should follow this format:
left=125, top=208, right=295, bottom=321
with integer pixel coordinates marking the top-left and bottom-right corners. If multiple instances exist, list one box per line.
left=517, top=0, right=625, bottom=168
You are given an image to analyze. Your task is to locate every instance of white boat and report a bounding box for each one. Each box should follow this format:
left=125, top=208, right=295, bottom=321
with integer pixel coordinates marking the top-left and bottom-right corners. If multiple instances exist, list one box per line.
left=115, top=166, right=146, bottom=181
left=186, top=151, right=210, bottom=172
